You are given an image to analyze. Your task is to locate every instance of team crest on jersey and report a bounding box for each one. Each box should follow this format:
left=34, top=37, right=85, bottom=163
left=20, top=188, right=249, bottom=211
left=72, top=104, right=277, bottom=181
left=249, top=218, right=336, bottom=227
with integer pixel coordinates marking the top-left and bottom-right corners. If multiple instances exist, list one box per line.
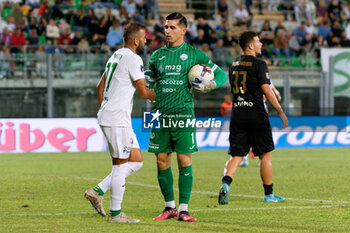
left=180, top=54, right=188, bottom=61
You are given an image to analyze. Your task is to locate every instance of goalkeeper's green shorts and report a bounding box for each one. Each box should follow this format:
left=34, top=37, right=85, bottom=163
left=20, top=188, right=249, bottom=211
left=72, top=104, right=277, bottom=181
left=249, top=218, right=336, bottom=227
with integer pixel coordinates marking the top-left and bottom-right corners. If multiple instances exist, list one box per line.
left=148, top=124, right=198, bottom=154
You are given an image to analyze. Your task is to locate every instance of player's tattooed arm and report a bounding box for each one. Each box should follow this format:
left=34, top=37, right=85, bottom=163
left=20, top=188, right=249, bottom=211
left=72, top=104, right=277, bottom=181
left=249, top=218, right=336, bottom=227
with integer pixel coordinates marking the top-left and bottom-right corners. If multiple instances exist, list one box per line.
left=135, top=79, right=156, bottom=102
left=262, top=84, right=288, bottom=129
left=96, top=72, right=106, bottom=106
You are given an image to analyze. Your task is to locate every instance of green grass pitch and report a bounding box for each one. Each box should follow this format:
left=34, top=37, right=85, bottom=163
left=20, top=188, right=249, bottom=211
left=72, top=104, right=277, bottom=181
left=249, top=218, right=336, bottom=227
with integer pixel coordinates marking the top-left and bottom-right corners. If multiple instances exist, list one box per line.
left=1, top=148, right=349, bottom=232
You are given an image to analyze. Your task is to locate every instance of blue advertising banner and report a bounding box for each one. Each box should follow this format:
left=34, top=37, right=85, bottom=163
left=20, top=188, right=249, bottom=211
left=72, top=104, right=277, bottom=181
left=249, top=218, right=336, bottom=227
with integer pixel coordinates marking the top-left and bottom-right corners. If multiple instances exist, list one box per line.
left=133, top=116, right=350, bottom=150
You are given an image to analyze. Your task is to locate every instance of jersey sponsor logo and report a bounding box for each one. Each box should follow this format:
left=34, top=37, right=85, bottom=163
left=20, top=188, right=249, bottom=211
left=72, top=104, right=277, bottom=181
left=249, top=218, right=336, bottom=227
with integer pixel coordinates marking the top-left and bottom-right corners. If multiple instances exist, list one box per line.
left=143, top=110, right=161, bottom=129
left=234, top=96, right=253, bottom=107
left=165, top=65, right=182, bottom=73
left=122, top=146, right=131, bottom=154
left=180, top=54, right=188, bottom=61
left=159, top=80, right=184, bottom=85
left=159, top=56, right=166, bottom=60
left=162, top=88, right=177, bottom=93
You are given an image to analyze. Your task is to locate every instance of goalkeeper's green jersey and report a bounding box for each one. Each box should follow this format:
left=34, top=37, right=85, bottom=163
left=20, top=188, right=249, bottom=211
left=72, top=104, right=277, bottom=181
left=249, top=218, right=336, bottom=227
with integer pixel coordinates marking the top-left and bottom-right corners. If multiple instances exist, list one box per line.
left=148, top=42, right=225, bottom=115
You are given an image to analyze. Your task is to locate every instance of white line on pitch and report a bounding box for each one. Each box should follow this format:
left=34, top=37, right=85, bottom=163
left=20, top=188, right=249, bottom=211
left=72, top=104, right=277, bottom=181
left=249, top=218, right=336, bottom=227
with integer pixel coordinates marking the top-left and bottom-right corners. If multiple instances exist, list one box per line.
left=191, top=205, right=348, bottom=212
left=74, top=177, right=350, bottom=204
left=3, top=205, right=346, bottom=217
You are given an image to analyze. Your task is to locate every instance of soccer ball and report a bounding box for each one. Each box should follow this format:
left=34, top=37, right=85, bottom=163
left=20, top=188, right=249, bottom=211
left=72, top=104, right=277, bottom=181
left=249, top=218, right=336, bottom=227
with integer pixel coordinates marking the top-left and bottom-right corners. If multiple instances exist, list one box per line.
left=188, top=64, right=214, bottom=85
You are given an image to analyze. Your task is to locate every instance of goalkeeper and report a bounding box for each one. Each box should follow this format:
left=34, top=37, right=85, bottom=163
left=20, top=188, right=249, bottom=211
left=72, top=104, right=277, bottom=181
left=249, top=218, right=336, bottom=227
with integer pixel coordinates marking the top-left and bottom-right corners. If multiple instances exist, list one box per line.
left=146, top=12, right=227, bottom=222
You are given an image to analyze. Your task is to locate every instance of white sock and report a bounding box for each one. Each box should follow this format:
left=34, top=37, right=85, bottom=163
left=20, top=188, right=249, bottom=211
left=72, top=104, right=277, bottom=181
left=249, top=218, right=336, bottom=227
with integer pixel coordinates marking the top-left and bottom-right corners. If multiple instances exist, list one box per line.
left=110, top=163, right=128, bottom=211
left=125, top=162, right=143, bottom=177
left=243, top=155, right=248, bottom=162
left=98, top=172, right=112, bottom=194
left=97, top=162, right=143, bottom=193
left=165, top=200, right=176, bottom=208
left=179, top=203, right=188, bottom=212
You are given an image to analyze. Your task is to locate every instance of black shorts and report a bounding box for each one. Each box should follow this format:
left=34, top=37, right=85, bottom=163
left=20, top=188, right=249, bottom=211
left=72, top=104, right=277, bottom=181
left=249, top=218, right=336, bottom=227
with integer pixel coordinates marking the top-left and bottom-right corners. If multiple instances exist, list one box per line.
left=228, top=120, right=274, bottom=157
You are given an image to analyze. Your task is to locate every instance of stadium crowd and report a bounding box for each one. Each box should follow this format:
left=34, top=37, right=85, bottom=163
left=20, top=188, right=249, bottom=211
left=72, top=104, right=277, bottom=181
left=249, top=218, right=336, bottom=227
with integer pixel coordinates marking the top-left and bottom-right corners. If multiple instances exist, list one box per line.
left=0, top=0, right=350, bottom=79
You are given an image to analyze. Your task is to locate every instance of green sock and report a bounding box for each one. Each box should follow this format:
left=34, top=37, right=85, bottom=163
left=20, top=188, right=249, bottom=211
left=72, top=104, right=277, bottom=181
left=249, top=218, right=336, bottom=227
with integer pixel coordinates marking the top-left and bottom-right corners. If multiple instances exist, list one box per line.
left=110, top=209, right=121, bottom=217
left=93, top=185, right=104, bottom=196
left=157, top=167, right=175, bottom=202
left=178, top=165, right=193, bottom=204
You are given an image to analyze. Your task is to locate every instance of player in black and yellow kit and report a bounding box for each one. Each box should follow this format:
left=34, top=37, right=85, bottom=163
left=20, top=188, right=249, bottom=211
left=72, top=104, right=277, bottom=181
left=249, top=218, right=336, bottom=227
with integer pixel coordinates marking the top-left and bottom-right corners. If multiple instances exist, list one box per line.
left=218, top=31, right=288, bottom=204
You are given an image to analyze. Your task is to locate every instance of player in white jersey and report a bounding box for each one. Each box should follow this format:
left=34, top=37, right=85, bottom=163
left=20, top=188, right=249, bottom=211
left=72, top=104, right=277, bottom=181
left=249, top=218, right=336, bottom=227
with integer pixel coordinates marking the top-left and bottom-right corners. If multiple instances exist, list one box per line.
left=84, top=23, right=156, bottom=223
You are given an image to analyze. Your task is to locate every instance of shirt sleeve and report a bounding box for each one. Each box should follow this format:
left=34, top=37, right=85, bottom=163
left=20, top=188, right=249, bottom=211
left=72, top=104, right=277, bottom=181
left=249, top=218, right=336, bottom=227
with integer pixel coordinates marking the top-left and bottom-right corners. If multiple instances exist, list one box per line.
left=129, top=54, right=144, bottom=82
left=257, top=60, right=271, bottom=85
left=195, top=49, right=228, bottom=88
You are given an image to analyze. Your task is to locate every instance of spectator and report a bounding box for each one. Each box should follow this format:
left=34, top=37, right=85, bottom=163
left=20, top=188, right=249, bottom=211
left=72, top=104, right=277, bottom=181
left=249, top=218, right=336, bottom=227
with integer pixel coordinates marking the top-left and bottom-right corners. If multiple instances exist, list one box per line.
left=28, top=0, right=41, bottom=9
left=223, top=29, right=237, bottom=47
left=59, top=28, right=73, bottom=45
left=233, top=3, right=250, bottom=26
left=154, top=16, right=165, bottom=39
left=45, top=39, right=64, bottom=78
left=46, top=18, right=60, bottom=42
left=77, top=37, right=90, bottom=53
left=106, top=21, right=123, bottom=49
left=122, top=0, right=137, bottom=17
left=289, top=34, right=302, bottom=56
left=327, top=0, right=342, bottom=23
left=274, top=19, right=288, bottom=36
left=215, top=19, right=229, bottom=39
left=192, top=29, right=210, bottom=48
left=273, top=29, right=290, bottom=64
left=51, top=0, right=64, bottom=20
left=73, top=8, right=87, bottom=32
left=10, top=27, right=27, bottom=53
left=212, top=39, right=230, bottom=67
left=62, top=37, right=75, bottom=54
left=201, top=43, right=213, bottom=60
left=265, top=0, right=280, bottom=11
left=197, top=17, right=214, bottom=40
left=35, top=46, right=46, bottom=78
left=186, top=18, right=197, bottom=43
left=86, top=8, right=100, bottom=39
left=260, top=20, right=274, bottom=45
left=71, top=30, right=83, bottom=47
left=2, top=1, right=13, bottom=20
left=316, top=0, right=328, bottom=25
left=342, top=1, right=350, bottom=22
left=27, top=28, right=39, bottom=53
left=293, top=21, right=307, bottom=44
left=294, top=0, right=311, bottom=22
left=135, top=0, right=147, bottom=18
left=0, top=28, right=12, bottom=46
left=1, top=16, right=16, bottom=33
left=305, top=18, right=317, bottom=40
left=10, top=3, right=25, bottom=29
left=328, top=19, right=344, bottom=46
left=317, top=19, right=331, bottom=46
left=217, top=0, right=229, bottom=19
left=280, top=1, right=295, bottom=20
left=27, top=10, right=39, bottom=30
left=90, top=33, right=104, bottom=53
left=345, top=19, right=350, bottom=40
left=98, top=8, right=115, bottom=37
left=0, top=46, right=12, bottom=79
left=220, top=94, right=232, bottom=117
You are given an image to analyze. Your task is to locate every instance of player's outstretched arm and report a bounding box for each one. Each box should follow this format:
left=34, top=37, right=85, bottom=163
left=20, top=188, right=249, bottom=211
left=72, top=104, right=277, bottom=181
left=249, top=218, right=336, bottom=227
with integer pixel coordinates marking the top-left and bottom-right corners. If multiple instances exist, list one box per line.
left=96, top=72, right=106, bottom=106
left=262, top=84, right=288, bottom=129
left=135, top=79, right=156, bottom=101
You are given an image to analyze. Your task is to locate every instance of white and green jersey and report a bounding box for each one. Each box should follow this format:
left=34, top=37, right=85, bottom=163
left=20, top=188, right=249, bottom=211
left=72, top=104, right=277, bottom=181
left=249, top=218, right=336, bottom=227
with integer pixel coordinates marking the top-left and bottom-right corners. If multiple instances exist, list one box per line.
left=97, top=48, right=144, bottom=127
left=148, top=42, right=218, bottom=115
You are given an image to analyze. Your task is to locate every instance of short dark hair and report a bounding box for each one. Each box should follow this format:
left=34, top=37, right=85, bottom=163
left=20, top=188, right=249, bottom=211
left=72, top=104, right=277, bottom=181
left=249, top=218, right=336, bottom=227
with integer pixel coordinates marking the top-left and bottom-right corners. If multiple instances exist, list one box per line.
left=239, top=31, right=258, bottom=51
left=123, top=22, right=146, bottom=44
left=166, top=12, right=187, bottom=27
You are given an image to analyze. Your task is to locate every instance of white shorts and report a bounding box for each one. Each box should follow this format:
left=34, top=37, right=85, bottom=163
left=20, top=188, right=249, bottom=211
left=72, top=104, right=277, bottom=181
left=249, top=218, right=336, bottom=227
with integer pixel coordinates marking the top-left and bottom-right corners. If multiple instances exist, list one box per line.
left=100, top=126, right=140, bottom=159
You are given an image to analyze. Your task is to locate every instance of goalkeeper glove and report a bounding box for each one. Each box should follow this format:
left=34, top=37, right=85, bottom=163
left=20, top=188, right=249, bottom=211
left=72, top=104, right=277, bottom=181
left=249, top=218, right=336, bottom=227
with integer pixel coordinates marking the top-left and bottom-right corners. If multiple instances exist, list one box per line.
left=192, top=76, right=217, bottom=93
left=144, top=70, right=154, bottom=88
